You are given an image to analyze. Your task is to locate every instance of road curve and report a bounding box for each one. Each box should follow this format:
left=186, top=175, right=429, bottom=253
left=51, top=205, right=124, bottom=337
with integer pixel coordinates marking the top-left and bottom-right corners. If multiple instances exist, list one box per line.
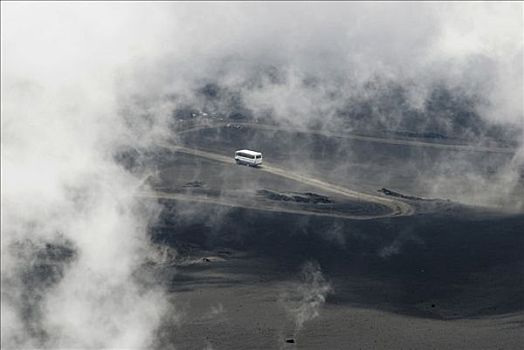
left=138, top=191, right=401, bottom=220
left=151, top=143, right=414, bottom=219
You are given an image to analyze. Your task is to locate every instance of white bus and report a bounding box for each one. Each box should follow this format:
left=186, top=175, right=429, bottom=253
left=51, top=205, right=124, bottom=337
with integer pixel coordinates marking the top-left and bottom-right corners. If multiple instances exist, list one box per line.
left=235, top=149, right=263, bottom=167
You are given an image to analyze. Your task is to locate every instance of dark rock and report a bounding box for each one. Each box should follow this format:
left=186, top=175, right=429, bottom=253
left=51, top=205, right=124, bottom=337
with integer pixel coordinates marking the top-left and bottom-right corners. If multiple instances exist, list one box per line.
left=183, top=181, right=205, bottom=188
left=378, top=188, right=424, bottom=201
left=257, top=190, right=332, bottom=204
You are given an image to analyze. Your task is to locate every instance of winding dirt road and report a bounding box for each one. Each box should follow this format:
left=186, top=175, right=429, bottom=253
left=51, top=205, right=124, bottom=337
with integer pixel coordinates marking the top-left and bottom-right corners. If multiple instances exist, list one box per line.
left=140, top=140, right=414, bottom=219
left=139, top=120, right=517, bottom=218
left=139, top=191, right=400, bottom=220
left=177, top=122, right=516, bottom=154
left=136, top=120, right=518, bottom=219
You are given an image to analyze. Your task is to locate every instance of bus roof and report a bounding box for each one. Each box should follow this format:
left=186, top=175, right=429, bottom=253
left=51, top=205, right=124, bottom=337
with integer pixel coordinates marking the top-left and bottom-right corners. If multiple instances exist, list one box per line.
left=236, top=149, right=262, bottom=156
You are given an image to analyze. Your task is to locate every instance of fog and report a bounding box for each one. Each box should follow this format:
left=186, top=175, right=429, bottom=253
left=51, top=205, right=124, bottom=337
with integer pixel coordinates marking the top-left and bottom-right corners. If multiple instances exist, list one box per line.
left=129, top=2, right=523, bottom=208
left=2, top=3, right=176, bottom=348
left=1, top=2, right=523, bottom=349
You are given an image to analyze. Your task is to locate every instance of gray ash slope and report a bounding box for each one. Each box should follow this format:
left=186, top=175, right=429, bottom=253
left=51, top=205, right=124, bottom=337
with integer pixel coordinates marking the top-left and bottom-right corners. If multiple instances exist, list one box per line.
left=135, top=122, right=523, bottom=349
left=148, top=201, right=523, bottom=349
left=115, top=82, right=524, bottom=348
left=151, top=199, right=524, bottom=318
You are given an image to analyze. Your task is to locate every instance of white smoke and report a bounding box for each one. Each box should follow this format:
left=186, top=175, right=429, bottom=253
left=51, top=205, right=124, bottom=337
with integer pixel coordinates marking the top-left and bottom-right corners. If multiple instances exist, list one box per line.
left=281, top=262, right=332, bottom=338
left=378, top=230, right=424, bottom=259
left=1, top=3, right=177, bottom=348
